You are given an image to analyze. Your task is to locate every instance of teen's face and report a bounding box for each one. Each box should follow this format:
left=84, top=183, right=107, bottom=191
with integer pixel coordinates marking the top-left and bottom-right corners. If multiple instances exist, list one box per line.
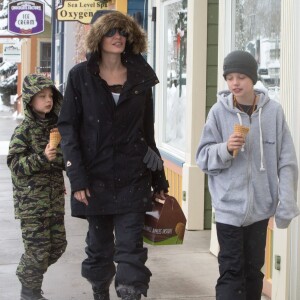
left=225, top=73, right=254, bottom=98
left=101, top=28, right=127, bottom=55
left=30, top=87, right=53, bottom=118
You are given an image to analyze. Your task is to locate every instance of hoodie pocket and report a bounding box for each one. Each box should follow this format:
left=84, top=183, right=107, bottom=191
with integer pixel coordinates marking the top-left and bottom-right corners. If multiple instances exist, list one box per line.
left=216, top=173, right=248, bottom=214
left=251, top=171, right=273, bottom=215
left=18, top=182, right=48, bottom=215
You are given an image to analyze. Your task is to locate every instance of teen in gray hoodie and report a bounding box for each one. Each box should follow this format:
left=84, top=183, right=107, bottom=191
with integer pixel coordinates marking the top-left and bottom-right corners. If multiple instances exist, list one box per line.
left=196, top=50, right=299, bottom=300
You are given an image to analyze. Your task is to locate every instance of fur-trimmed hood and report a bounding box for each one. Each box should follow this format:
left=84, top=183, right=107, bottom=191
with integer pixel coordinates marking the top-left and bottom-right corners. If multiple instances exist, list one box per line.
left=86, top=11, right=147, bottom=55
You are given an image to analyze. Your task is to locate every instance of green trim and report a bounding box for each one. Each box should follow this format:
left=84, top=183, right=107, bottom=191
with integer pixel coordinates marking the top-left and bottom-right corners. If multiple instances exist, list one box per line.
left=204, top=0, right=219, bottom=230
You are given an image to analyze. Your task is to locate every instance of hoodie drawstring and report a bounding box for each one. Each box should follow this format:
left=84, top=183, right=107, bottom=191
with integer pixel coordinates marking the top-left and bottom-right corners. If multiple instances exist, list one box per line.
left=258, top=108, right=265, bottom=171
left=236, top=111, right=265, bottom=171
left=236, top=113, right=245, bottom=152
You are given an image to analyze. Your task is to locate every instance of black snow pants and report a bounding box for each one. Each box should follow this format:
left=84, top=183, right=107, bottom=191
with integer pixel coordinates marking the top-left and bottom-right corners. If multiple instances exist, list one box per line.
left=82, top=213, right=152, bottom=296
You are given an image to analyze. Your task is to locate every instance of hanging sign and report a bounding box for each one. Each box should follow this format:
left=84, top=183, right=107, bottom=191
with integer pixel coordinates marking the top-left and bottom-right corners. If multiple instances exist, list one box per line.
left=7, top=1, right=45, bottom=36
left=56, top=0, right=116, bottom=24
left=3, top=43, right=21, bottom=63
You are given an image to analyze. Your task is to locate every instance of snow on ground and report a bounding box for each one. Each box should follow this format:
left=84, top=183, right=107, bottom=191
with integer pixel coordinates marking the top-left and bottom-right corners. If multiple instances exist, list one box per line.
left=0, top=100, right=11, bottom=112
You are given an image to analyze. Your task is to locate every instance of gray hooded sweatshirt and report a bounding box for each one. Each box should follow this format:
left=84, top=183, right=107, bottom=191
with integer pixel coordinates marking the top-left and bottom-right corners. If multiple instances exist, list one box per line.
left=196, top=89, right=299, bottom=228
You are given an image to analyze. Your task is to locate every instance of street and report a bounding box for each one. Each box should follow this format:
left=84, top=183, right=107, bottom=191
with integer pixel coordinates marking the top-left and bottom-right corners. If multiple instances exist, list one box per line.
left=0, top=110, right=218, bottom=299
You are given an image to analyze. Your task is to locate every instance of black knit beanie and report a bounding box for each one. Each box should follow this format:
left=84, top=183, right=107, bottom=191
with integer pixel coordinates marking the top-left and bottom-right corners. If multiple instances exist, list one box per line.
left=223, top=50, right=258, bottom=84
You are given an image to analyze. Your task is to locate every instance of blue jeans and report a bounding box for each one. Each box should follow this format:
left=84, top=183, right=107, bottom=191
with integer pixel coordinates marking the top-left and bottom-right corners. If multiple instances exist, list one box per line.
left=216, top=219, right=269, bottom=300
left=82, top=213, right=151, bottom=296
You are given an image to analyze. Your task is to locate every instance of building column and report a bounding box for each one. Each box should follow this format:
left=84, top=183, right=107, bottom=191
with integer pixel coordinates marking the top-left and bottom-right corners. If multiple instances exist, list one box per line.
left=181, top=0, right=207, bottom=230
left=278, top=0, right=300, bottom=299
left=210, top=0, right=234, bottom=255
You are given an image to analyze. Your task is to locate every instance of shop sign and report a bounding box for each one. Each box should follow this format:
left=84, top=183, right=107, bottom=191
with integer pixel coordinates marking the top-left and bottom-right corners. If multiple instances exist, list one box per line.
left=57, top=0, right=115, bottom=24
left=0, top=38, right=17, bottom=43
left=3, top=43, right=21, bottom=63
left=7, top=1, right=45, bottom=36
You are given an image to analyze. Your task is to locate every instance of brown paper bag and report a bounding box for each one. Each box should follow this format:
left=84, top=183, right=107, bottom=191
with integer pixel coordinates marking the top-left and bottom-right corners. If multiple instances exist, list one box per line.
left=143, top=195, right=187, bottom=245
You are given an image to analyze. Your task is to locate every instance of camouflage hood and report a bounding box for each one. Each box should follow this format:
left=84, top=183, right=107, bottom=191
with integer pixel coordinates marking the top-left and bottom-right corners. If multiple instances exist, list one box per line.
left=22, top=74, right=63, bottom=120
left=86, top=10, right=147, bottom=55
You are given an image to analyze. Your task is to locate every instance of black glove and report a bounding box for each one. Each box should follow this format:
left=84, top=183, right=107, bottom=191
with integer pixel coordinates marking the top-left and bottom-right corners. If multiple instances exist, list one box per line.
left=143, top=147, right=163, bottom=171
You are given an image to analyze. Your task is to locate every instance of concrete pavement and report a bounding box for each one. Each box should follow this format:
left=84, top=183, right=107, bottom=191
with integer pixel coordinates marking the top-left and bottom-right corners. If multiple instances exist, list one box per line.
left=0, top=110, right=269, bottom=300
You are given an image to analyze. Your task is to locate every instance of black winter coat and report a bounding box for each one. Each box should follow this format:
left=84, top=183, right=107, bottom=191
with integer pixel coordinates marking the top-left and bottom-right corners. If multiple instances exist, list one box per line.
left=58, top=51, right=169, bottom=217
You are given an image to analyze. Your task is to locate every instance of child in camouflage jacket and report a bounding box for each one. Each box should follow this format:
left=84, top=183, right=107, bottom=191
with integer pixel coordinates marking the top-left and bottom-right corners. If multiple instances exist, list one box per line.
left=7, top=74, right=67, bottom=300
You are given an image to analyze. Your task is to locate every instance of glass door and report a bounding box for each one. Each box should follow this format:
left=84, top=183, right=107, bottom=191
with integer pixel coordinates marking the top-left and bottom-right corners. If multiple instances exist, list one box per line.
left=161, top=0, right=188, bottom=158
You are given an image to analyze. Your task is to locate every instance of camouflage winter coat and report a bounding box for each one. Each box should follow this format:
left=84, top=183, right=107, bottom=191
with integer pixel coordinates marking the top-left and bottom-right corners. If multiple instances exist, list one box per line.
left=7, top=74, right=65, bottom=219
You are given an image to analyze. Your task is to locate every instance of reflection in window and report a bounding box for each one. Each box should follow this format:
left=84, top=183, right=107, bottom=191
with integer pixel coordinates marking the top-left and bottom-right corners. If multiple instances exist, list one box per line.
left=38, top=42, right=51, bottom=74
left=163, top=0, right=187, bottom=153
left=235, top=0, right=281, bottom=101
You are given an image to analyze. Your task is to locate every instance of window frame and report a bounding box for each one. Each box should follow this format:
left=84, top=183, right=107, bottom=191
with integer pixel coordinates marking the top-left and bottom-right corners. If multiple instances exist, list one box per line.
left=157, top=0, right=187, bottom=160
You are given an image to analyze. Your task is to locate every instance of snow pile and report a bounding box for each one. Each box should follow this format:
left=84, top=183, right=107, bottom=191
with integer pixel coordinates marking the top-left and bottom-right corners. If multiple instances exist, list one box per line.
left=0, top=98, right=10, bottom=112
left=0, top=71, right=18, bottom=89
left=0, top=61, right=17, bottom=75
left=12, top=110, right=24, bottom=120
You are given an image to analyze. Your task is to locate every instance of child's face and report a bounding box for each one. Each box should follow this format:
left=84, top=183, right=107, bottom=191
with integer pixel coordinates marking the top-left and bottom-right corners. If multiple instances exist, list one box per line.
left=226, top=73, right=254, bottom=98
left=30, top=87, right=54, bottom=119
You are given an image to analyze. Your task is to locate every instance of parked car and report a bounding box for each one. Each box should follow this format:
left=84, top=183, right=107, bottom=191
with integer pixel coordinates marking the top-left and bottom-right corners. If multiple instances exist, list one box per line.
left=167, top=70, right=178, bottom=87
left=258, top=67, right=277, bottom=87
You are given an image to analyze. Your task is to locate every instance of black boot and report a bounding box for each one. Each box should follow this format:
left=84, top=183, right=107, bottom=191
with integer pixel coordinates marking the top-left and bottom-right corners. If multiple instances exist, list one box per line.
left=93, top=289, right=110, bottom=300
left=117, top=285, right=141, bottom=300
left=20, top=285, right=48, bottom=300
left=121, top=294, right=141, bottom=300
left=89, top=278, right=111, bottom=300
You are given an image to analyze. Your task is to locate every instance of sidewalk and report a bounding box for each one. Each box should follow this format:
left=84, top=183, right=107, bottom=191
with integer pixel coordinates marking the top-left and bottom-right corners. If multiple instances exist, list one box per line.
left=0, top=111, right=268, bottom=300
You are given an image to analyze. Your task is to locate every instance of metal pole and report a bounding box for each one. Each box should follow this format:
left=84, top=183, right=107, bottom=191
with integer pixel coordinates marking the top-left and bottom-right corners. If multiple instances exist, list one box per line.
left=51, top=0, right=56, bottom=81
left=59, top=21, right=64, bottom=93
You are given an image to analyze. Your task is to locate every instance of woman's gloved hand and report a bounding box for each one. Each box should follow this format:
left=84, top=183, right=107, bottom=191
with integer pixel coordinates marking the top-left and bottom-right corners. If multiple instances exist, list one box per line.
left=143, top=147, right=163, bottom=171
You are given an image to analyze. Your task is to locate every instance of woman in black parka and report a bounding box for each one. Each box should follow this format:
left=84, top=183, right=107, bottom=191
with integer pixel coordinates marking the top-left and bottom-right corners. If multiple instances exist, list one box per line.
left=58, top=10, right=169, bottom=300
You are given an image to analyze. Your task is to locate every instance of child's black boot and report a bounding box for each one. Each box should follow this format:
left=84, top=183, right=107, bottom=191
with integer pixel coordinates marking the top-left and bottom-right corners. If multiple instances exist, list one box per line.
left=20, top=285, right=48, bottom=300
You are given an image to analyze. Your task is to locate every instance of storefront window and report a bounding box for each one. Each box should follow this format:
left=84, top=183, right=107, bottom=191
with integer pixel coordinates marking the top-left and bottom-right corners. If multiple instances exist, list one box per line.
left=39, top=42, right=51, bottom=73
left=162, top=0, right=187, bottom=154
left=234, top=0, right=281, bottom=101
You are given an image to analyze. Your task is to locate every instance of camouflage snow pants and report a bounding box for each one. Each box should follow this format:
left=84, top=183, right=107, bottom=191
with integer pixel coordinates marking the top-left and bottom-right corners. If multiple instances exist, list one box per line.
left=17, top=215, right=67, bottom=289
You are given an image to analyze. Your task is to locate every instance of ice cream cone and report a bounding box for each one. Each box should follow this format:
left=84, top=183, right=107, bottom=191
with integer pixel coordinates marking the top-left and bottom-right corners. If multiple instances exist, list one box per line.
left=233, top=124, right=249, bottom=157
left=49, top=128, right=61, bottom=148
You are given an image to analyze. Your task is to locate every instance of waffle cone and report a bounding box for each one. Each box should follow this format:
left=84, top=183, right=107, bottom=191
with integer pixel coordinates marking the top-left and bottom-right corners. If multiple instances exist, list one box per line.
left=233, top=124, right=249, bottom=157
left=49, top=128, right=61, bottom=148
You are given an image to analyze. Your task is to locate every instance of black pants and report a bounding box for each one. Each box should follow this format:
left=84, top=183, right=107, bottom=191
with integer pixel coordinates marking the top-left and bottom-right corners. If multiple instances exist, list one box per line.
left=82, top=213, right=151, bottom=296
left=216, top=219, right=269, bottom=300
